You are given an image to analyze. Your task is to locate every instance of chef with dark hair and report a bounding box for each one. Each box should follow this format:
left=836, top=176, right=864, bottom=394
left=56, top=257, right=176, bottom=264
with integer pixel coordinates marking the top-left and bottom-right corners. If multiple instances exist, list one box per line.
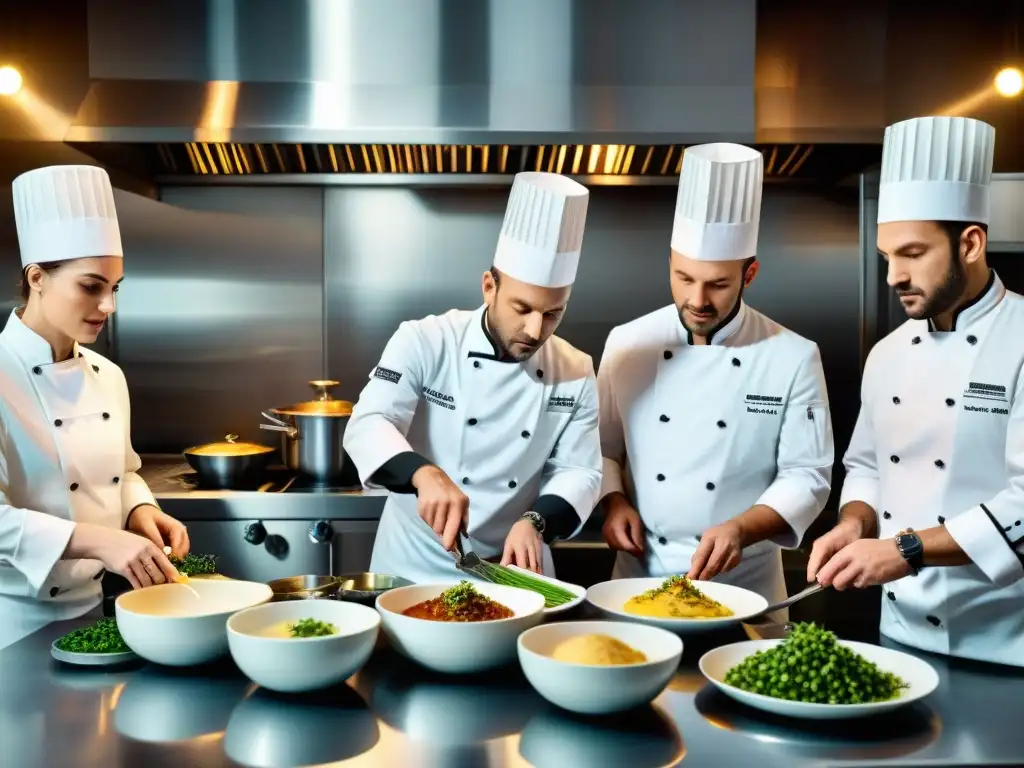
left=809, top=116, right=1024, bottom=667
left=598, top=143, right=834, bottom=608
left=344, top=172, right=602, bottom=583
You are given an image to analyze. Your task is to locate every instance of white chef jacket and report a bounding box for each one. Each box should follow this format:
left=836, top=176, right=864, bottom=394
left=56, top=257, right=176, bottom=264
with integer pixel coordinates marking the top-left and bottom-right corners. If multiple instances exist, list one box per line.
left=0, top=309, right=157, bottom=650
left=842, top=270, right=1024, bottom=667
left=343, top=304, right=603, bottom=584
left=598, top=301, right=834, bottom=606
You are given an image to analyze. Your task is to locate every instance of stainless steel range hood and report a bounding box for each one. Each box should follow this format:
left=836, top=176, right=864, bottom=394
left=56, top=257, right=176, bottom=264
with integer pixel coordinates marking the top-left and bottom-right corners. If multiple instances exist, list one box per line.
left=45, top=0, right=877, bottom=185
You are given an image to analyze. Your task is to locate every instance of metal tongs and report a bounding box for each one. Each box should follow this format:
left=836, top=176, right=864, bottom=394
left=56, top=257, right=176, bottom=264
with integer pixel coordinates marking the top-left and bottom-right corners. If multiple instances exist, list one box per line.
left=451, top=533, right=490, bottom=578
left=741, top=582, right=826, bottom=640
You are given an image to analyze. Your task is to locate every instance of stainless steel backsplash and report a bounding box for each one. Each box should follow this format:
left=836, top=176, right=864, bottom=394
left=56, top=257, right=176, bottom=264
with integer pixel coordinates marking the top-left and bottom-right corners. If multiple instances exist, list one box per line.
left=0, top=183, right=862, bottom=514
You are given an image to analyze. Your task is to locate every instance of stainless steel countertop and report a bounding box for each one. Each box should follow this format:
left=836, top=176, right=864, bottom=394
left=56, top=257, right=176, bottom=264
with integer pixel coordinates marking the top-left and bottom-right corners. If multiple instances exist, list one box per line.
left=3, top=613, right=1022, bottom=768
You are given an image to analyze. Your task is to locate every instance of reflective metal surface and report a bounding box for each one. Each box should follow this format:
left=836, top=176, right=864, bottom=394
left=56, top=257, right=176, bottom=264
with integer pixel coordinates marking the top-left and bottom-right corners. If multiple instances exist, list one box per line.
left=336, top=572, right=414, bottom=604
left=77, top=0, right=757, bottom=145
left=4, top=617, right=1023, bottom=767
left=111, top=186, right=324, bottom=453
left=266, top=574, right=341, bottom=601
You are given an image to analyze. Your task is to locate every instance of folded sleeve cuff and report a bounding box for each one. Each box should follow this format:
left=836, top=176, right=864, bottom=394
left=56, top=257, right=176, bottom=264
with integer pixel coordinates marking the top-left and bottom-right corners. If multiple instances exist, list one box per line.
left=15, top=510, right=77, bottom=594
left=839, top=476, right=880, bottom=514
left=533, top=494, right=581, bottom=543
left=945, top=504, right=1024, bottom=587
left=600, top=457, right=624, bottom=499
left=369, top=452, right=432, bottom=494
left=754, top=479, right=816, bottom=548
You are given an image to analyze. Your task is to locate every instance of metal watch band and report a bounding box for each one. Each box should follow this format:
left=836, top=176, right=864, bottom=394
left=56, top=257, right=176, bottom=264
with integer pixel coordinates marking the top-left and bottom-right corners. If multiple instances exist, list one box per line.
left=522, top=510, right=545, bottom=534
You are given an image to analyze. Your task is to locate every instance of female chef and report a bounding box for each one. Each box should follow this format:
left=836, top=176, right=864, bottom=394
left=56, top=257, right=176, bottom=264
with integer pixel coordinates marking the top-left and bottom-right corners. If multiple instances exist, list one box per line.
left=0, top=165, right=189, bottom=650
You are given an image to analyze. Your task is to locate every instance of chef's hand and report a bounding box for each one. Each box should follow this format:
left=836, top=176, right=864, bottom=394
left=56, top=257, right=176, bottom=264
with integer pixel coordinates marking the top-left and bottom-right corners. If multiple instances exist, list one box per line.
left=602, top=495, right=645, bottom=556
left=687, top=521, right=743, bottom=581
left=411, top=465, right=469, bottom=552
left=814, top=538, right=910, bottom=590
left=65, top=523, right=181, bottom=589
left=806, top=518, right=864, bottom=583
left=127, top=504, right=190, bottom=559
left=501, top=518, right=543, bottom=573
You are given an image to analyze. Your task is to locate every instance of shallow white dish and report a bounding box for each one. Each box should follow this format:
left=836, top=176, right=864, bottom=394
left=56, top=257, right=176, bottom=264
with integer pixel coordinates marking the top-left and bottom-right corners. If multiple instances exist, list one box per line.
left=517, top=620, right=683, bottom=715
left=504, top=565, right=586, bottom=617
left=227, top=599, right=380, bottom=693
left=375, top=581, right=546, bottom=674
left=699, top=639, right=940, bottom=720
left=586, top=577, right=768, bottom=634
left=50, top=640, right=139, bottom=667
left=116, top=579, right=273, bottom=666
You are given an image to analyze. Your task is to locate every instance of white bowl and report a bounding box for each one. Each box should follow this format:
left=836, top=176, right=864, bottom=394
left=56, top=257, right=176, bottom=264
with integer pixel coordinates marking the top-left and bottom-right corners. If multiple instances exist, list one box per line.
left=375, top=581, right=546, bottom=674
left=586, top=577, right=768, bottom=634
left=503, top=565, right=586, bottom=617
left=699, top=639, right=940, bottom=720
left=227, top=600, right=380, bottom=693
left=517, top=620, right=683, bottom=714
left=115, top=579, right=272, bottom=666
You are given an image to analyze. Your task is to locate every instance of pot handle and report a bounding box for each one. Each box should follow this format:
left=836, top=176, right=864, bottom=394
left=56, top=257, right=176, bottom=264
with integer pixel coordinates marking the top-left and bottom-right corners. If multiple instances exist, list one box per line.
left=260, top=423, right=298, bottom=437
left=260, top=411, right=297, bottom=437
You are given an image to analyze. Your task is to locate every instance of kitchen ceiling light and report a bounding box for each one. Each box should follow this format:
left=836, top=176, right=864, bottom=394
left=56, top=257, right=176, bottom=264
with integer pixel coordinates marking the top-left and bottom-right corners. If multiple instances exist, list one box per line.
left=0, top=66, right=23, bottom=96
left=994, top=67, right=1023, bottom=97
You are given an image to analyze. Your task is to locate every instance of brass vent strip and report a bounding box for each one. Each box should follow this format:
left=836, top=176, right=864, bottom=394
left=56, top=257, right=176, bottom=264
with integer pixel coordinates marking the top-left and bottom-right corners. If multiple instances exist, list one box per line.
left=776, top=145, right=801, bottom=176
left=788, top=145, right=814, bottom=176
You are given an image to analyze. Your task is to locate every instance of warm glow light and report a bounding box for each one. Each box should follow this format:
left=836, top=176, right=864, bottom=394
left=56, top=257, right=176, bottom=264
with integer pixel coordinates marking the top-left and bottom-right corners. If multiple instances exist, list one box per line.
left=995, top=67, right=1023, bottom=97
left=0, top=66, right=23, bottom=96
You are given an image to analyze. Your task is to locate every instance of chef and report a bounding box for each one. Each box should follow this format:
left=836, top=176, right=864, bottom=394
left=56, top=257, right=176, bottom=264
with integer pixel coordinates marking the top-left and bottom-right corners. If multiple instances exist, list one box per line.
left=343, top=171, right=603, bottom=583
left=598, top=143, right=834, bottom=607
left=808, top=116, right=1024, bottom=667
left=0, top=165, right=188, bottom=650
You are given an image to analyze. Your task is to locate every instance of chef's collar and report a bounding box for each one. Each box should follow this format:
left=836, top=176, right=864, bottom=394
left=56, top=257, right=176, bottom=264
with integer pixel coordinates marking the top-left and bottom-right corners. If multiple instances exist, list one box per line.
left=926, top=269, right=1002, bottom=333
left=465, top=304, right=514, bottom=363
left=0, top=308, right=81, bottom=370
left=677, top=299, right=747, bottom=347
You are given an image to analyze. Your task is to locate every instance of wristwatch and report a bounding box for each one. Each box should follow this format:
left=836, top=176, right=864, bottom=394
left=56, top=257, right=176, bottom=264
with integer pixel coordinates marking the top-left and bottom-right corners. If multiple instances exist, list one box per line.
left=895, top=529, right=924, bottom=575
left=521, top=510, right=546, bottom=536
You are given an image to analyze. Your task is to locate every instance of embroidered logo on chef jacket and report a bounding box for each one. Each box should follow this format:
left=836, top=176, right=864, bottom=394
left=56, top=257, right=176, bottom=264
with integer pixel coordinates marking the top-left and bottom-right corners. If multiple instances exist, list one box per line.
left=374, top=366, right=402, bottom=384
left=421, top=386, right=456, bottom=410
left=963, top=382, right=1010, bottom=415
left=546, top=394, right=576, bottom=413
left=743, top=393, right=784, bottom=416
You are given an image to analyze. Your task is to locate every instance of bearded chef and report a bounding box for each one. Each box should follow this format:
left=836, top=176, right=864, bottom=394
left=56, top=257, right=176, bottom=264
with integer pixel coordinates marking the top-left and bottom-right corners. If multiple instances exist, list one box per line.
left=598, top=143, right=834, bottom=607
left=343, top=172, right=603, bottom=583
left=808, top=116, right=1024, bottom=667
left=0, top=165, right=188, bottom=650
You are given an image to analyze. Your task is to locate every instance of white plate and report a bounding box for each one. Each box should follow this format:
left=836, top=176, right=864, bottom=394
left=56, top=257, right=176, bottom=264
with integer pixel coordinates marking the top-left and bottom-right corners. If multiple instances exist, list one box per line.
left=504, top=565, right=586, bottom=616
left=699, top=639, right=939, bottom=720
left=51, top=639, right=139, bottom=666
left=586, top=577, right=768, bottom=634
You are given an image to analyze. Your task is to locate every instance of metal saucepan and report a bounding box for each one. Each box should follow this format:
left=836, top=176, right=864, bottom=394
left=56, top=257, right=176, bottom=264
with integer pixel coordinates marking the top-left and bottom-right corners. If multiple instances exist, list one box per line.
left=266, top=575, right=342, bottom=601
left=260, top=380, right=354, bottom=485
left=335, top=572, right=413, bottom=605
left=182, top=434, right=276, bottom=489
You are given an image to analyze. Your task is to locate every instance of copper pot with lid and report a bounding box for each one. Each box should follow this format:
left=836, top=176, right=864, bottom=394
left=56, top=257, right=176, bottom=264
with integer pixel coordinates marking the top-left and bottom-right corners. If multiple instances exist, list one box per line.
left=183, top=434, right=276, bottom=489
left=260, top=380, right=355, bottom=485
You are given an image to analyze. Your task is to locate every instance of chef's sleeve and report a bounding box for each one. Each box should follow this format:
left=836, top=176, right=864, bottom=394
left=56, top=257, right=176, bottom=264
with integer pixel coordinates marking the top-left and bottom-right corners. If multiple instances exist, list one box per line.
left=755, top=345, right=834, bottom=548
left=535, top=371, right=603, bottom=541
left=115, top=368, right=158, bottom=525
left=0, top=407, right=75, bottom=596
left=838, top=357, right=881, bottom=515
left=944, top=375, right=1024, bottom=587
left=343, top=321, right=429, bottom=488
left=596, top=332, right=627, bottom=499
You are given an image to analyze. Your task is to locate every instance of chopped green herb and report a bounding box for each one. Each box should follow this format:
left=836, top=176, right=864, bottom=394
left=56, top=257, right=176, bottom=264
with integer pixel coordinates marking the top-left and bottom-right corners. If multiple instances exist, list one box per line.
left=287, top=618, right=338, bottom=638
left=724, top=622, right=910, bottom=705
left=169, top=553, right=218, bottom=576
left=441, top=580, right=477, bottom=608
left=55, top=618, right=131, bottom=654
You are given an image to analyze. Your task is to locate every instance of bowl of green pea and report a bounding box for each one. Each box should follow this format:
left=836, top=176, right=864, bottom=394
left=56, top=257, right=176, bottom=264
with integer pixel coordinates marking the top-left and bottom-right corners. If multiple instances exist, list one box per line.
left=698, top=623, right=939, bottom=720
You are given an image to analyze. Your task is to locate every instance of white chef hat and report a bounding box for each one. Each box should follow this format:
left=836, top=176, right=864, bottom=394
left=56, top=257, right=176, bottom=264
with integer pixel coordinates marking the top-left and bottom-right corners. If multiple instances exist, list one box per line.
left=878, top=116, right=995, bottom=225
left=12, top=165, right=123, bottom=267
left=671, top=143, right=763, bottom=262
left=492, top=171, right=589, bottom=288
